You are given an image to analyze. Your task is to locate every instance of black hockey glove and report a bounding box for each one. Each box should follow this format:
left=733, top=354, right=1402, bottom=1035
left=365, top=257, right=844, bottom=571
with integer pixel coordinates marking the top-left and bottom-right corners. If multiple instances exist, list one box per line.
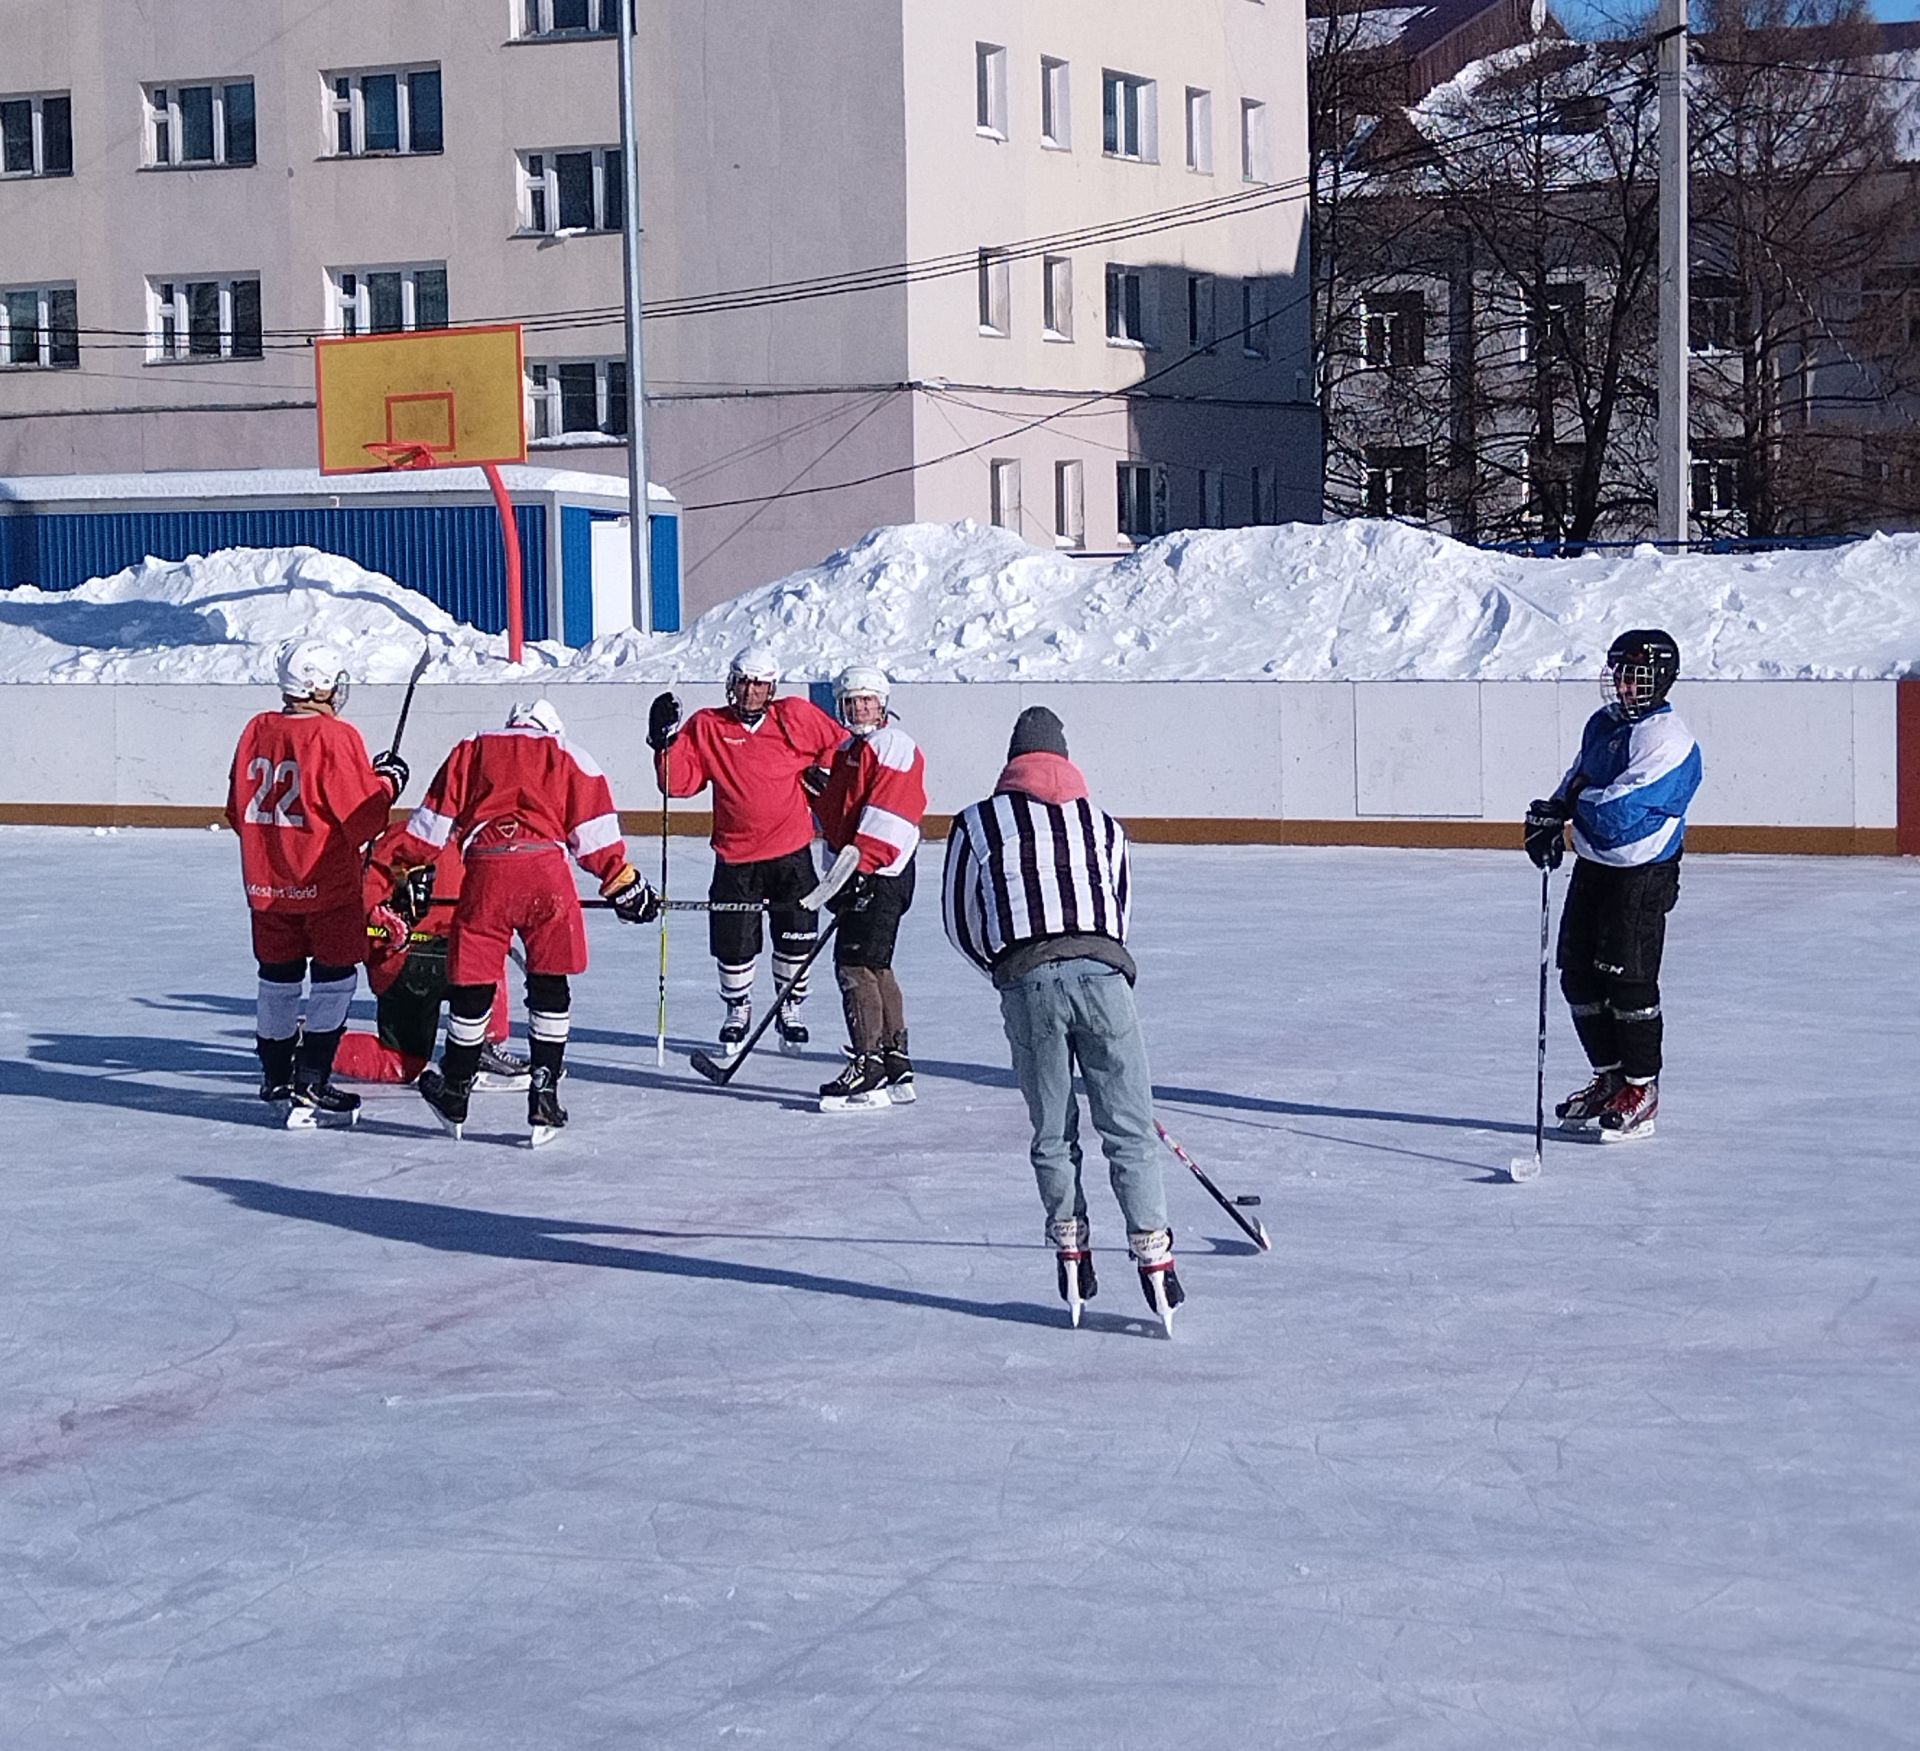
left=829, top=871, right=875, bottom=914
left=1524, top=798, right=1569, bottom=871
left=602, top=865, right=662, bottom=924
left=647, top=692, right=682, bottom=753
left=372, top=749, right=410, bottom=797
left=393, top=863, right=436, bottom=926
left=800, top=764, right=831, bottom=801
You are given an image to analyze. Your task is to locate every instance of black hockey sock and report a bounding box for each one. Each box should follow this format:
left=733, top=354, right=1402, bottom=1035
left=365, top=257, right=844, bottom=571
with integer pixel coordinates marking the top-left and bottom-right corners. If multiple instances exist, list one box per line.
left=1612, top=987, right=1663, bottom=1081
left=256, top=1034, right=297, bottom=1088
left=442, top=1039, right=484, bottom=1088
left=294, top=1026, right=344, bottom=1085
left=1568, top=1001, right=1618, bottom=1070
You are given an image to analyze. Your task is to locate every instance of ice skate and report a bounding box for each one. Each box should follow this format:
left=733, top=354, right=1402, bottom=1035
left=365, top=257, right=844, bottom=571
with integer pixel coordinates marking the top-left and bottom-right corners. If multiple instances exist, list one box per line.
left=882, top=1046, right=916, bottom=1105
left=473, top=1040, right=531, bottom=1091
left=417, top=1064, right=472, bottom=1140
left=285, top=1079, right=360, bottom=1130
left=718, top=1000, right=751, bottom=1059
left=818, top=1050, right=890, bottom=1112
left=775, top=1002, right=809, bottom=1056
left=258, top=1078, right=293, bottom=1120
left=1556, top=1067, right=1624, bottom=1131
left=1129, top=1229, right=1185, bottom=1336
left=526, top=1067, right=567, bottom=1148
left=1048, top=1218, right=1096, bottom=1327
left=1598, top=1077, right=1658, bottom=1141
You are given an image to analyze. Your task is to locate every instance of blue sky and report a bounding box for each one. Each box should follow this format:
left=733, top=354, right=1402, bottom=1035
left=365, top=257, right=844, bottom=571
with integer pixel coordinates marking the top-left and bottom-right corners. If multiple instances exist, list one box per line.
left=1557, top=0, right=1920, bottom=32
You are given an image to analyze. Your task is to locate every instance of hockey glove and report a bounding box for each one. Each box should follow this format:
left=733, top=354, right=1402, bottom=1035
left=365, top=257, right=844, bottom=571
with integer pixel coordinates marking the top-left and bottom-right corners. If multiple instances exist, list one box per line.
left=1524, top=798, right=1569, bottom=871
left=647, top=692, right=682, bottom=753
left=392, top=863, right=436, bottom=926
left=829, top=871, right=875, bottom=915
left=372, top=749, right=410, bottom=798
left=368, top=902, right=412, bottom=952
left=800, top=764, right=831, bottom=801
left=602, top=866, right=662, bottom=924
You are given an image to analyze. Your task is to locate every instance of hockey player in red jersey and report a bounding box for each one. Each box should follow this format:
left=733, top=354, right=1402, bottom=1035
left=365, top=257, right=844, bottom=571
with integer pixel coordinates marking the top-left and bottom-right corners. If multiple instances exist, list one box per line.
left=392, top=698, right=659, bottom=1144
left=810, top=665, right=927, bottom=1111
left=648, top=645, right=844, bottom=1055
left=225, top=639, right=408, bottom=1126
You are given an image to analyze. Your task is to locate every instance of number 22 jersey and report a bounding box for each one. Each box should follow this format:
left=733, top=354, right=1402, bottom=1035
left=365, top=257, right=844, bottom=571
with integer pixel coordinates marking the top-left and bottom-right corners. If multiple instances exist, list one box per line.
left=226, top=711, right=394, bottom=912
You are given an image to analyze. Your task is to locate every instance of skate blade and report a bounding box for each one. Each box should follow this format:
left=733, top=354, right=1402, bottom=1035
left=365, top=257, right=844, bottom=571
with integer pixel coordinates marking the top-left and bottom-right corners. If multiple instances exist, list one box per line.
left=1598, top=1120, right=1655, bottom=1143
left=1508, top=1153, right=1542, bottom=1183
left=282, top=1104, right=315, bottom=1131
left=778, top=1036, right=807, bottom=1057
left=1145, top=1276, right=1176, bottom=1337
left=526, top=1124, right=562, bottom=1149
left=472, top=1071, right=530, bottom=1093
left=886, top=1083, right=917, bottom=1105
left=1068, top=1293, right=1084, bottom=1328
left=285, top=1105, right=358, bottom=1131
left=433, top=1113, right=465, bottom=1140
left=818, top=1091, right=891, bottom=1113
left=1556, top=1116, right=1594, bottom=1134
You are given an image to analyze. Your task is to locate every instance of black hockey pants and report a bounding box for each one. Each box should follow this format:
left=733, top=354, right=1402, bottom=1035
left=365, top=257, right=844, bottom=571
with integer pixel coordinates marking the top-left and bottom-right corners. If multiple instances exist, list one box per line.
left=1556, top=855, right=1680, bottom=1081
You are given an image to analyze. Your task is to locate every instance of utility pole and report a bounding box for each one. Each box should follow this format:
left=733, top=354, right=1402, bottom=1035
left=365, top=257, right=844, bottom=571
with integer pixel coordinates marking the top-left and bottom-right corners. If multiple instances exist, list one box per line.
left=1656, top=0, right=1690, bottom=546
left=616, top=0, right=653, bottom=631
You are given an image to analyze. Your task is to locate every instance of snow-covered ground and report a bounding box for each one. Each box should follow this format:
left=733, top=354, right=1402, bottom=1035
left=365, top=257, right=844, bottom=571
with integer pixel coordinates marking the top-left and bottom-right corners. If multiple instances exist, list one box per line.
left=3, top=828, right=1916, bottom=1748
left=5, top=519, right=1919, bottom=686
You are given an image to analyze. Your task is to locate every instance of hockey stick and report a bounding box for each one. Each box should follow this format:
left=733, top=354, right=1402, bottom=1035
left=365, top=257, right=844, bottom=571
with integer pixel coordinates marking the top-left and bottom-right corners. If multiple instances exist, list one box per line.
left=655, top=776, right=670, bottom=1068
left=387, top=644, right=431, bottom=764
left=1154, top=1119, right=1272, bottom=1252
left=580, top=898, right=763, bottom=913
left=1509, top=862, right=1553, bottom=1184
left=689, top=918, right=841, bottom=1085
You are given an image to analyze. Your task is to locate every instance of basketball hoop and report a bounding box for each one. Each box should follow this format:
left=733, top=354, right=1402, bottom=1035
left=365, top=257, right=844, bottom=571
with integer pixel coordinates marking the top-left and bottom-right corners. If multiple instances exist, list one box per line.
left=363, top=440, right=442, bottom=471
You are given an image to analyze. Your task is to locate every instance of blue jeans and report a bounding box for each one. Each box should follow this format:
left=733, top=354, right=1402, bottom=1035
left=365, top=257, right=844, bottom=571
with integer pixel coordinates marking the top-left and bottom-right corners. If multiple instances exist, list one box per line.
left=997, top=959, right=1168, bottom=1235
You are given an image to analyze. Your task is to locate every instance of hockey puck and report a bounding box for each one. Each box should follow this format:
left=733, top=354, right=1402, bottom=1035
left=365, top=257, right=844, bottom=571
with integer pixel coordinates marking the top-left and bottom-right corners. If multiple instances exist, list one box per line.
left=1233, top=1194, right=1262, bottom=1207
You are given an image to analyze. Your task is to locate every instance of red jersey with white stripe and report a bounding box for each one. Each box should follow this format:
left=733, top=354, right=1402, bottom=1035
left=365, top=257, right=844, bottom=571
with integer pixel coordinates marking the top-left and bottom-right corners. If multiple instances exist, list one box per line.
left=391, top=726, right=628, bottom=885
left=816, top=723, right=927, bottom=876
left=226, top=709, right=394, bottom=912
left=658, top=695, right=844, bottom=865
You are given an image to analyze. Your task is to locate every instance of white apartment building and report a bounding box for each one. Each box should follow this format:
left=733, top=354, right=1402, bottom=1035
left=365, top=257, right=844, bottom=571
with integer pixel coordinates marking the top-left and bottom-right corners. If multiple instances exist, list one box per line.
left=0, top=1, right=1317, bottom=619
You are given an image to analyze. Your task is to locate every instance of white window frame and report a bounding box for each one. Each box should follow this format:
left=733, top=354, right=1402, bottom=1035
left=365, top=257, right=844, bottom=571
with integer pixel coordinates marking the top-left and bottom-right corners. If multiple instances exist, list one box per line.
left=0, top=283, right=79, bottom=368
left=526, top=358, right=630, bottom=441
left=976, top=43, right=1008, bottom=140
left=143, top=80, right=256, bottom=169
left=990, top=458, right=1022, bottom=531
left=1185, top=87, right=1213, bottom=174
left=1187, top=274, right=1216, bottom=351
left=1042, top=255, right=1073, bottom=341
left=147, top=274, right=264, bottom=363
left=0, top=92, right=72, bottom=178
left=325, top=66, right=443, bottom=158
left=1106, top=264, right=1148, bottom=348
left=1241, top=280, right=1269, bottom=358
left=1040, top=57, right=1071, bottom=150
left=978, top=248, right=1011, bottom=336
left=1200, top=466, right=1227, bottom=528
left=1102, top=71, right=1157, bottom=162
left=517, top=0, right=616, bottom=39
left=1054, top=459, right=1085, bottom=548
left=517, top=147, right=623, bottom=235
left=1241, top=98, right=1269, bottom=182
left=327, top=263, right=449, bottom=336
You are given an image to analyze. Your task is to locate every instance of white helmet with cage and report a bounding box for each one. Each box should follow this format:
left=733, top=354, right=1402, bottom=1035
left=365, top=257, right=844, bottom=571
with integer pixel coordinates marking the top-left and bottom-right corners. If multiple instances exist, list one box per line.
left=277, top=638, right=351, bottom=710
left=726, top=644, right=781, bottom=719
left=506, top=698, right=565, bottom=737
left=833, top=663, right=892, bottom=733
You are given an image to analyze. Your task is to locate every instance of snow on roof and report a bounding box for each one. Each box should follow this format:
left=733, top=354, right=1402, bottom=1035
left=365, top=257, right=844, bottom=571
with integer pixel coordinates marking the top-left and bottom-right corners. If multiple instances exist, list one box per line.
left=3, top=521, right=1917, bottom=686
left=0, top=466, right=676, bottom=506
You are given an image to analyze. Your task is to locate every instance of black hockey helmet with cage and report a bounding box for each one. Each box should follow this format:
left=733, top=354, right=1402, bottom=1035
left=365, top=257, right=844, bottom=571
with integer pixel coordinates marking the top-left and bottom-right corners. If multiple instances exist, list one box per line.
left=1604, top=628, right=1680, bottom=720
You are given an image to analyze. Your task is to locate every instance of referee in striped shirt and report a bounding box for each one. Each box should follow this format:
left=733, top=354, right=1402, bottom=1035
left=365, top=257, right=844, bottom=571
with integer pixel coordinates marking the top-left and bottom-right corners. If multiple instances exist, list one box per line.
left=942, top=706, right=1181, bottom=1320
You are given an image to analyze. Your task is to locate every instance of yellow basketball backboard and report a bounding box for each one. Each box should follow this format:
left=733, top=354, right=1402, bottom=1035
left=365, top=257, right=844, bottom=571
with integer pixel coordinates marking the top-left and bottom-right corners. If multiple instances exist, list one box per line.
left=314, top=324, right=527, bottom=474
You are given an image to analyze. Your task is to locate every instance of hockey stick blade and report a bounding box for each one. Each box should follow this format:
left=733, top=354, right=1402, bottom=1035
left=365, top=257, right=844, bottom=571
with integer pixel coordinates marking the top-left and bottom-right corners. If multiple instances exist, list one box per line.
left=1508, top=1153, right=1542, bottom=1183
left=688, top=1049, right=734, bottom=1086
left=801, top=844, right=860, bottom=911
left=1154, top=1118, right=1271, bottom=1252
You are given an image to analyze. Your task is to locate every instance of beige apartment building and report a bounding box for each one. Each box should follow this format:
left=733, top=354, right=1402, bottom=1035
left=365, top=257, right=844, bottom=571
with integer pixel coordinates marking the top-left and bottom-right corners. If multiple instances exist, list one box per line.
left=0, top=0, right=1317, bottom=618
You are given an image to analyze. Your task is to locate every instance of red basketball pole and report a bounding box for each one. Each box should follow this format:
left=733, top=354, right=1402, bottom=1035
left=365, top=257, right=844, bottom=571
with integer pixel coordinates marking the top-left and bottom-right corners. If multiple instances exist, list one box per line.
left=480, top=461, right=525, bottom=664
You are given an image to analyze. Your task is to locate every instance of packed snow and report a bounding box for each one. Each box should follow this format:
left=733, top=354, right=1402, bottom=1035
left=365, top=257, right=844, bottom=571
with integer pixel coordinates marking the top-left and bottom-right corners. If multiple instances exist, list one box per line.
left=4, top=519, right=1920, bottom=686
left=3, top=829, right=1917, bottom=1747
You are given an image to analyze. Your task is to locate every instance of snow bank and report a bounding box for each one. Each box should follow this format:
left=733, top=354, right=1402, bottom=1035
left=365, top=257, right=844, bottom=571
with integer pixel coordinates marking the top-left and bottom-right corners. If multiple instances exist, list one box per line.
left=4, top=521, right=1918, bottom=685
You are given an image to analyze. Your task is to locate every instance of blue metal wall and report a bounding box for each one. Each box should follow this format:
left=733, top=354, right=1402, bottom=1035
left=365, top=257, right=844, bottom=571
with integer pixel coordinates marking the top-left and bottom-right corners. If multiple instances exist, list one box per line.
left=557, top=505, right=683, bottom=642
left=4, top=505, right=549, bottom=640
left=650, top=510, right=681, bottom=634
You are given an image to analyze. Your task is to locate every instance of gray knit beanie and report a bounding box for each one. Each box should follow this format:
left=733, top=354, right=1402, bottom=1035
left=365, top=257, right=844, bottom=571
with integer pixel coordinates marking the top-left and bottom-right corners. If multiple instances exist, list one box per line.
left=1008, top=705, right=1069, bottom=760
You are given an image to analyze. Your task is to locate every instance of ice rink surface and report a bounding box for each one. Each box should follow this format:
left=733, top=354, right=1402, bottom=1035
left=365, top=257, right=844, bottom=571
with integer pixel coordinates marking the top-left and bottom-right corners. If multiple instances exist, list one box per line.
left=2, top=828, right=1916, bottom=1749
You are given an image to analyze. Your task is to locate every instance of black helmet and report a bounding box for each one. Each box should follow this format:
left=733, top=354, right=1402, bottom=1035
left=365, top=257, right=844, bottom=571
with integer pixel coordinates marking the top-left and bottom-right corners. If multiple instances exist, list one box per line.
left=1604, top=628, right=1679, bottom=720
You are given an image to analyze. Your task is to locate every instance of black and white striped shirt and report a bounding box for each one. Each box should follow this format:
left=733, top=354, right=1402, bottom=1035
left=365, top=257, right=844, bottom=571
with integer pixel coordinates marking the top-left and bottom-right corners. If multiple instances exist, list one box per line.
left=941, top=789, right=1132, bottom=982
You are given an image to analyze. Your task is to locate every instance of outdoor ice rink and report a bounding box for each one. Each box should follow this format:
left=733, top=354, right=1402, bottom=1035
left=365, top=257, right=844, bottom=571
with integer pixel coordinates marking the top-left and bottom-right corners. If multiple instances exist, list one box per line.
left=3, top=827, right=1916, bottom=1749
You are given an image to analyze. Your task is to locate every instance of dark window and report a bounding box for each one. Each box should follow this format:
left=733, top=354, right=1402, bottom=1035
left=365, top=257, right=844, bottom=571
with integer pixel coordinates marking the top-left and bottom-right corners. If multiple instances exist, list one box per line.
left=1362, top=291, right=1424, bottom=368
left=414, top=267, right=448, bottom=329
left=232, top=278, right=262, bottom=358
left=363, top=74, right=400, bottom=152
left=555, top=151, right=595, bottom=229
left=1547, top=95, right=1605, bottom=135
left=409, top=69, right=442, bottom=154
left=1691, top=274, right=1745, bottom=354
left=1529, top=442, right=1586, bottom=534
left=602, top=149, right=622, bottom=230
left=557, top=363, right=599, bottom=433
left=187, top=280, right=222, bottom=355
left=1691, top=444, right=1743, bottom=518
left=42, top=95, right=71, bottom=174
left=5, top=289, right=39, bottom=364
left=1532, top=282, right=1585, bottom=366
left=224, top=81, right=255, bottom=164
left=606, top=360, right=629, bottom=435
left=368, top=270, right=404, bottom=333
left=553, top=0, right=592, bottom=29
left=1363, top=445, right=1428, bottom=517
left=0, top=102, right=29, bottom=174
left=179, top=84, right=215, bottom=162
left=50, top=287, right=77, bottom=364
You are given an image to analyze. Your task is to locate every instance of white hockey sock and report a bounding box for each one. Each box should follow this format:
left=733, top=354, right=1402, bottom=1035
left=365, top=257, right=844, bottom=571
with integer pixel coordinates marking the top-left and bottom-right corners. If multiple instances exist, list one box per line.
left=718, top=960, right=754, bottom=1007
left=304, top=972, right=358, bottom=1036
left=255, top=978, right=303, bottom=1041
left=772, top=954, right=809, bottom=1005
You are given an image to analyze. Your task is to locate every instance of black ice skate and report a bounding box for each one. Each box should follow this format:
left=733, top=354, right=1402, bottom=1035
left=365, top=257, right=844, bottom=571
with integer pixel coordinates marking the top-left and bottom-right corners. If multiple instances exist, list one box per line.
left=718, top=1001, right=751, bottom=1057
left=882, top=1046, right=916, bottom=1105
left=417, top=1064, right=473, bottom=1139
left=474, top=1040, right=531, bottom=1090
left=1129, top=1228, right=1185, bottom=1337
left=1598, top=1077, right=1658, bottom=1142
left=1048, top=1218, right=1097, bottom=1327
left=818, top=1050, right=890, bottom=1113
left=285, top=1079, right=361, bottom=1130
left=1556, top=1068, right=1624, bottom=1131
left=526, top=1067, right=567, bottom=1148
left=775, top=1003, right=809, bottom=1056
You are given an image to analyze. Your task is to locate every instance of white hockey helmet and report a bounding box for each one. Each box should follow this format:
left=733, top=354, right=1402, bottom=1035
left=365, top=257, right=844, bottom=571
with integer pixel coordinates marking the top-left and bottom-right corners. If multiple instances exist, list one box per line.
left=506, top=698, right=565, bottom=737
left=277, top=638, right=350, bottom=710
left=726, top=643, right=780, bottom=717
left=834, top=663, right=892, bottom=731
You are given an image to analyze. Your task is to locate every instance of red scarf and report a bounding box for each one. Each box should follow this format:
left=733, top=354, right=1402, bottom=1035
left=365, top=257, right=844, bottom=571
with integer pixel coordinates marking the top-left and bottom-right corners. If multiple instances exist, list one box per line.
left=995, top=751, right=1089, bottom=803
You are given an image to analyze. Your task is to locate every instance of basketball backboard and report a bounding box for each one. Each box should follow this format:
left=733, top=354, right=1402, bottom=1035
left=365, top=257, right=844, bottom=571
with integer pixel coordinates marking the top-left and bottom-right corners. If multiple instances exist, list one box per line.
left=314, top=324, right=527, bottom=475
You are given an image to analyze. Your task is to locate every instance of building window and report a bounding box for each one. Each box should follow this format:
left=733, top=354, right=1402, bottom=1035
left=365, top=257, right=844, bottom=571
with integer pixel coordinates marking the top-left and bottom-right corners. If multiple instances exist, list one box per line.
left=148, top=276, right=262, bottom=362
left=990, top=459, right=1022, bottom=531
left=1054, top=459, right=1085, bottom=547
left=1, top=284, right=79, bottom=368
left=1200, top=466, right=1227, bottom=528
left=1527, top=442, right=1585, bottom=534
left=527, top=359, right=628, bottom=440
left=1040, top=57, right=1071, bottom=149
left=1691, top=443, right=1743, bottom=521
left=1, top=92, right=72, bottom=178
left=1252, top=463, right=1281, bottom=523
left=1102, top=71, right=1156, bottom=161
left=1185, top=87, right=1213, bottom=173
left=145, top=81, right=256, bottom=168
left=326, top=67, right=443, bottom=157
left=1691, top=273, right=1745, bottom=355
left=1241, top=280, right=1269, bottom=357
left=1187, top=274, right=1216, bottom=350
left=976, top=43, right=1008, bottom=138
left=517, top=0, right=617, bottom=38
left=978, top=249, right=1010, bottom=336
left=1106, top=265, right=1148, bottom=346
left=1241, top=98, right=1269, bottom=181
left=1363, top=446, right=1427, bottom=518
left=1529, top=281, right=1585, bottom=365
left=1862, top=265, right=1920, bottom=349
left=1362, top=291, right=1424, bottom=368
left=1117, top=462, right=1168, bottom=540
left=1042, top=255, right=1073, bottom=340
left=328, top=264, right=449, bottom=335
left=518, top=147, right=623, bottom=234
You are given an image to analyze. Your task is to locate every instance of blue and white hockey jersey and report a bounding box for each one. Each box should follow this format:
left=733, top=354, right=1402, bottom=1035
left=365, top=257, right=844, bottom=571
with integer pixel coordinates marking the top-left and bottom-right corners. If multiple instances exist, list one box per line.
left=1561, top=702, right=1703, bottom=867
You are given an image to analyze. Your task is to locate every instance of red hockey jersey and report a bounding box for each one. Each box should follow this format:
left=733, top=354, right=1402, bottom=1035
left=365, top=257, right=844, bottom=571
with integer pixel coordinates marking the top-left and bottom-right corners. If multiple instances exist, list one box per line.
left=226, top=710, right=394, bottom=912
left=391, top=726, right=629, bottom=885
left=816, top=723, right=927, bottom=876
left=657, top=695, right=844, bottom=865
